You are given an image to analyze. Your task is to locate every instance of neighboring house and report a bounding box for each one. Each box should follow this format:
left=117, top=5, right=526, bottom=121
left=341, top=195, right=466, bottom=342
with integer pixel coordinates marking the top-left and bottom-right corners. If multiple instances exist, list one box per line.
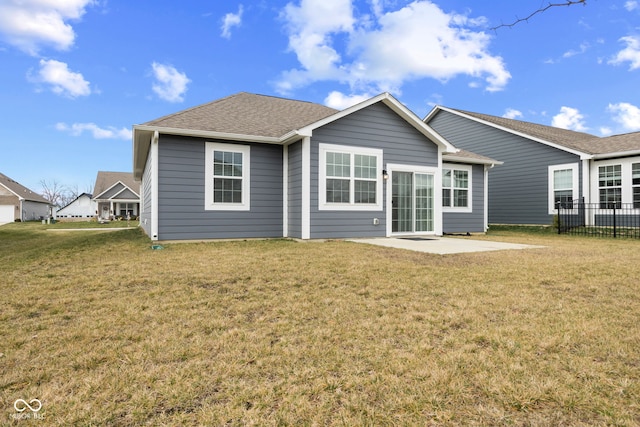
left=0, top=172, right=51, bottom=224
left=132, top=92, right=499, bottom=241
left=425, top=106, right=640, bottom=225
left=92, top=171, right=141, bottom=221
left=55, top=193, right=96, bottom=220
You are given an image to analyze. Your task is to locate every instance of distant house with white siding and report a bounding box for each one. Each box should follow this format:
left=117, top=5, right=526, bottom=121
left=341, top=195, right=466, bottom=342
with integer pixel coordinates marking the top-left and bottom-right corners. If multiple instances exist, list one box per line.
left=55, top=193, right=96, bottom=221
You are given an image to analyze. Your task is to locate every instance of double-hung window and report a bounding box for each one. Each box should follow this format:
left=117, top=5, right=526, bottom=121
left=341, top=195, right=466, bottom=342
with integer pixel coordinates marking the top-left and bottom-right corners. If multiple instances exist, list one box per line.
left=205, top=142, right=250, bottom=211
left=633, top=163, right=640, bottom=209
left=442, top=164, right=472, bottom=212
left=599, top=164, right=621, bottom=209
left=319, top=144, right=383, bottom=210
left=548, top=164, right=578, bottom=213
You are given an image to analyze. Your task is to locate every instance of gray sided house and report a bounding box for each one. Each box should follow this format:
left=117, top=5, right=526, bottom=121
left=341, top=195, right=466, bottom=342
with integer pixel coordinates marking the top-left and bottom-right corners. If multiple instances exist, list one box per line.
left=133, top=92, right=499, bottom=241
left=425, top=106, right=640, bottom=225
left=0, top=172, right=51, bottom=224
left=92, top=171, right=141, bottom=221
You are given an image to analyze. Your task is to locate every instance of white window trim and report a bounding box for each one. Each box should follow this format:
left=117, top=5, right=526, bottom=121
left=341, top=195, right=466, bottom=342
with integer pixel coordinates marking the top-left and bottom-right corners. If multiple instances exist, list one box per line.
left=205, top=142, right=250, bottom=211
left=318, top=143, right=383, bottom=211
left=548, top=163, right=579, bottom=214
left=590, top=157, right=640, bottom=211
left=442, top=163, right=472, bottom=213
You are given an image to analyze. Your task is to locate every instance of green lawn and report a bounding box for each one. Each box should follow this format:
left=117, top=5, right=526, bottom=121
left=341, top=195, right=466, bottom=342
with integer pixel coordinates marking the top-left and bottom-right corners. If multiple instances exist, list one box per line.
left=1, top=223, right=639, bottom=426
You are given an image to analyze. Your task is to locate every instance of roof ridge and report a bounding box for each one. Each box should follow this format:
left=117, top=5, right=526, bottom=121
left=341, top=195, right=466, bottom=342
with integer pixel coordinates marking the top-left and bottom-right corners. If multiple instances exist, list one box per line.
left=449, top=107, right=599, bottom=139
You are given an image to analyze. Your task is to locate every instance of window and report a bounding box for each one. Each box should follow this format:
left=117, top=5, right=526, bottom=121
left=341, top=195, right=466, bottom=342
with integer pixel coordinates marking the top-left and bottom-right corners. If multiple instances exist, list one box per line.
left=119, top=203, right=136, bottom=217
left=205, top=143, right=250, bottom=211
left=599, top=164, right=621, bottom=209
left=442, top=164, right=472, bottom=212
left=548, top=164, right=578, bottom=213
left=633, top=163, right=640, bottom=208
left=319, top=144, right=383, bottom=210
left=553, top=169, right=573, bottom=208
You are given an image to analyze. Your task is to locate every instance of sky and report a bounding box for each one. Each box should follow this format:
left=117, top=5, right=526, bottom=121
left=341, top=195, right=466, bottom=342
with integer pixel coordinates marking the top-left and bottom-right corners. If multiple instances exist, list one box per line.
left=1, top=0, right=640, bottom=195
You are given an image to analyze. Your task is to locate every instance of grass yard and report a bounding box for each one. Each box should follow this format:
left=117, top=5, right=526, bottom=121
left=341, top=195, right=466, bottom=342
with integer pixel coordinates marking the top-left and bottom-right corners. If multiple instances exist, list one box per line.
left=1, top=223, right=639, bottom=426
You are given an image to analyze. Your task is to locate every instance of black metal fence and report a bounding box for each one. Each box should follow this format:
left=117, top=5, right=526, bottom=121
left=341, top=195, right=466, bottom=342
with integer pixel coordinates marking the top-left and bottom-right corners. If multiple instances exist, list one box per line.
left=557, top=199, right=640, bottom=238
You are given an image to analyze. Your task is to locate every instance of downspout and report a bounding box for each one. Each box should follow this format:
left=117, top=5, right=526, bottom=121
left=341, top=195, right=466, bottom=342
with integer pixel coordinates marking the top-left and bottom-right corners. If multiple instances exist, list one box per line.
left=484, top=164, right=494, bottom=232
left=151, top=131, right=160, bottom=241
left=283, top=144, right=289, bottom=238
left=301, top=136, right=311, bottom=240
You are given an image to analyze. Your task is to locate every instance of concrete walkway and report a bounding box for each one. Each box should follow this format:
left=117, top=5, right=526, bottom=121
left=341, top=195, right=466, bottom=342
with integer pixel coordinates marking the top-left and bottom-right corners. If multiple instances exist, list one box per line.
left=347, top=236, right=544, bottom=255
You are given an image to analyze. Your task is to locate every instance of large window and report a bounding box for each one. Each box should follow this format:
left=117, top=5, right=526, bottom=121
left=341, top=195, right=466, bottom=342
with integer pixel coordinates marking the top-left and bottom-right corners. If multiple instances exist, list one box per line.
left=319, top=144, right=383, bottom=210
left=548, top=164, right=578, bottom=213
left=442, top=164, right=472, bottom=212
left=599, top=164, right=622, bottom=209
left=633, top=163, right=640, bottom=208
left=205, top=142, right=250, bottom=211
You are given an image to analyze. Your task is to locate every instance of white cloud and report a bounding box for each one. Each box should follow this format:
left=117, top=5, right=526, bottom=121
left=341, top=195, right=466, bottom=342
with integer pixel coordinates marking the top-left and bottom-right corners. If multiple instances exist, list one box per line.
left=624, top=1, right=639, bottom=11
left=56, top=122, right=131, bottom=140
left=552, top=106, right=588, bottom=132
left=599, top=126, right=613, bottom=136
left=277, top=0, right=510, bottom=95
left=0, top=0, right=95, bottom=55
left=609, top=36, right=640, bottom=70
left=221, top=5, right=243, bottom=39
left=151, top=62, right=190, bottom=102
left=562, top=42, right=589, bottom=58
left=607, top=102, right=640, bottom=132
left=502, top=108, right=523, bottom=119
left=31, top=59, right=91, bottom=98
left=324, top=91, right=372, bottom=109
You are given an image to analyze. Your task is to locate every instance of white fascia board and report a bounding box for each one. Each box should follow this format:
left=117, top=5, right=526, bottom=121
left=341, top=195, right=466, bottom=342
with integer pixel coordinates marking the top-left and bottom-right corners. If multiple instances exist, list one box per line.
left=0, top=182, right=20, bottom=199
left=592, top=149, right=640, bottom=160
left=442, top=155, right=503, bottom=166
left=430, top=106, right=592, bottom=159
left=133, top=125, right=283, bottom=144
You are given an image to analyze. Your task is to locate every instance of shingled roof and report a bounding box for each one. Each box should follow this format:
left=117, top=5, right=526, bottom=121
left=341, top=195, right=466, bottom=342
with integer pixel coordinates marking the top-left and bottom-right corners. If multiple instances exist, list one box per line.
left=444, top=108, right=640, bottom=157
left=144, top=92, right=339, bottom=138
left=0, top=172, right=49, bottom=204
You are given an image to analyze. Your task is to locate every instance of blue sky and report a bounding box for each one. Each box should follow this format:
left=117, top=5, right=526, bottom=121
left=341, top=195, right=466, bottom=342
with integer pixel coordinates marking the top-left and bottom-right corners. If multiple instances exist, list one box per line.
left=1, top=0, right=639, bottom=193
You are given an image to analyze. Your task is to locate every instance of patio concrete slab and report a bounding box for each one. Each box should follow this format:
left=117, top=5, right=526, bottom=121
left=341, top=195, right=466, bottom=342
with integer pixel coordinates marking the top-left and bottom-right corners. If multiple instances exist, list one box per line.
left=347, top=236, right=544, bottom=255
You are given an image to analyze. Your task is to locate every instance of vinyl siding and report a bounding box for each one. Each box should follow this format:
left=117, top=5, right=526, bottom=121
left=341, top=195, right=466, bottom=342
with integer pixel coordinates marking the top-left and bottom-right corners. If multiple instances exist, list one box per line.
left=309, top=102, right=439, bottom=238
left=429, top=110, right=581, bottom=225
left=156, top=135, right=283, bottom=240
left=443, top=164, right=486, bottom=233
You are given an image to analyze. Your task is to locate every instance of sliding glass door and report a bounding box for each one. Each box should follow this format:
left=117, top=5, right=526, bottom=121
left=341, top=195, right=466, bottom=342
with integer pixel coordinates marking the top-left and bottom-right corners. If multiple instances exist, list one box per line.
left=392, top=171, right=434, bottom=233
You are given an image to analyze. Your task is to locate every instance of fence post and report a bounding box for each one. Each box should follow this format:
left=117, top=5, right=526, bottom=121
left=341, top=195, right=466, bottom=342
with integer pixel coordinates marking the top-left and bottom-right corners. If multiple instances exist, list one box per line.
left=556, top=202, right=561, bottom=234
left=613, top=203, right=617, bottom=238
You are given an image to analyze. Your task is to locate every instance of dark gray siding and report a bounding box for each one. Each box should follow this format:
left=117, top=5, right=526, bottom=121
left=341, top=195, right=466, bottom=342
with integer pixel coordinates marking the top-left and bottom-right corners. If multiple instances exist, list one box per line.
left=156, top=135, right=283, bottom=240
left=99, top=183, right=126, bottom=199
left=310, top=102, right=439, bottom=238
left=443, top=164, right=486, bottom=233
left=113, top=188, right=138, bottom=199
left=429, top=110, right=581, bottom=225
left=140, top=147, right=153, bottom=237
left=287, top=141, right=302, bottom=238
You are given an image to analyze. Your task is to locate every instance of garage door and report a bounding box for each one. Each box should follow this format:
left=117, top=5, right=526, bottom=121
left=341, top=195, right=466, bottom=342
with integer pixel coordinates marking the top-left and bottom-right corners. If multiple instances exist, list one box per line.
left=0, top=205, right=15, bottom=224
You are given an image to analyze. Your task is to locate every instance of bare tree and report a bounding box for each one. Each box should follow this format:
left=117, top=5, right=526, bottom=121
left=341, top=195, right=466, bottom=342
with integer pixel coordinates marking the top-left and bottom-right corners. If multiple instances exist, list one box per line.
left=491, top=1, right=587, bottom=31
left=39, top=179, right=73, bottom=208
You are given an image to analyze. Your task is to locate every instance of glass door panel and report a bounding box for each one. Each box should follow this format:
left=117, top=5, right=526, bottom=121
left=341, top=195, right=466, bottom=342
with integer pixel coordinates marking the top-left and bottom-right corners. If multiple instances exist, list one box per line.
left=415, top=173, right=434, bottom=232
left=391, top=171, right=434, bottom=233
left=392, top=172, right=413, bottom=233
